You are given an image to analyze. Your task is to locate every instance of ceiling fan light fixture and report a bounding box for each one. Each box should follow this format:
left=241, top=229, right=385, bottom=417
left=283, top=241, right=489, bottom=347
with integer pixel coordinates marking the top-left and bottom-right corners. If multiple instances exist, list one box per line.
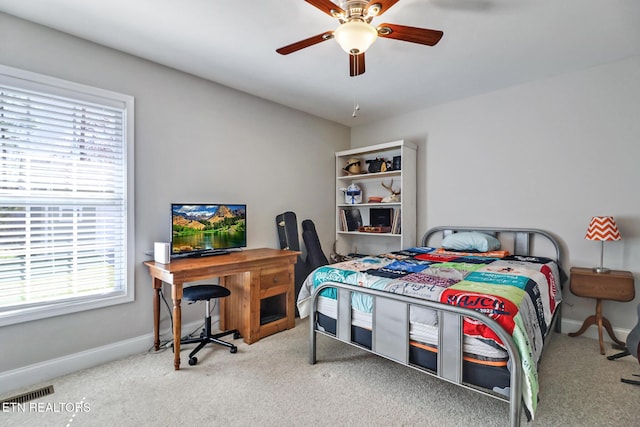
left=334, top=20, right=378, bottom=55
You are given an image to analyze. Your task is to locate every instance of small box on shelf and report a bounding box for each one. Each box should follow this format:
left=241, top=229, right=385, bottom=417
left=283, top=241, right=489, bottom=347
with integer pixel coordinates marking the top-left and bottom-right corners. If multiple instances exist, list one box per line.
left=358, top=226, right=392, bottom=233
left=370, top=207, right=393, bottom=227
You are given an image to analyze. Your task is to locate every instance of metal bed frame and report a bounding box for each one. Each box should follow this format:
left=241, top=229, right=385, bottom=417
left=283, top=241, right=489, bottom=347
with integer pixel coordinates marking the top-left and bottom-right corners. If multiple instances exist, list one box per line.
left=308, top=226, right=566, bottom=427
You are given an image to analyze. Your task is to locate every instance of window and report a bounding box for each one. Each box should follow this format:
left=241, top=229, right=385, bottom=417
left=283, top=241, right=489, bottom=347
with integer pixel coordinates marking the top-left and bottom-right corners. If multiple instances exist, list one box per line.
left=0, top=65, right=134, bottom=326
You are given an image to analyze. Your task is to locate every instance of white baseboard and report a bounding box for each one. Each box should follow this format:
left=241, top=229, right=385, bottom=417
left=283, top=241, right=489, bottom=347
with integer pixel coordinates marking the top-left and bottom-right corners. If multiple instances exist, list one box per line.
left=0, top=320, right=204, bottom=397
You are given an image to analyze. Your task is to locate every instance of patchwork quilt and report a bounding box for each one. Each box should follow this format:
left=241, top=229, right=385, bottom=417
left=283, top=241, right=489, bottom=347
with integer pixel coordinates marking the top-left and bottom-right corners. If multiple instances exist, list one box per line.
left=297, top=246, right=563, bottom=418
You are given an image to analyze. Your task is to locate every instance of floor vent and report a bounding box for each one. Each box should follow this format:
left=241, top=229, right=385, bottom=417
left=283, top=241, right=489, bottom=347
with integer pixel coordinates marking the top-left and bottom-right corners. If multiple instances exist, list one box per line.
left=0, top=385, right=54, bottom=405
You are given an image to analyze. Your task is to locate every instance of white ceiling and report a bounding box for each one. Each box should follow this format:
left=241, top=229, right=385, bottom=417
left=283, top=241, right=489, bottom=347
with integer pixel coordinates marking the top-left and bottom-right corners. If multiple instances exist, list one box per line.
left=1, top=0, right=639, bottom=127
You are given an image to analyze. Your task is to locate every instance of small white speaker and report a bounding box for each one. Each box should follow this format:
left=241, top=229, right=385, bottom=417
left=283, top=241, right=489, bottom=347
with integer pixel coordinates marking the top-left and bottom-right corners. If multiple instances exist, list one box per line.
left=154, top=242, right=170, bottom=264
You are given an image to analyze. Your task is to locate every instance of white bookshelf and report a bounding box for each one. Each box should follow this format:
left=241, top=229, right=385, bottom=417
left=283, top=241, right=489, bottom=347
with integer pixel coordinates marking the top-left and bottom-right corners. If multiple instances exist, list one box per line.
left=335, top=140, right=417, bottom=255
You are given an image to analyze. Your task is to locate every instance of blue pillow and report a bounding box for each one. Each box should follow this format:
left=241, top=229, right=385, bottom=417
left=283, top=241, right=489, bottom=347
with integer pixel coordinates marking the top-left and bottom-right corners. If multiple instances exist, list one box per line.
left=441, top=232, right=501, bottom=252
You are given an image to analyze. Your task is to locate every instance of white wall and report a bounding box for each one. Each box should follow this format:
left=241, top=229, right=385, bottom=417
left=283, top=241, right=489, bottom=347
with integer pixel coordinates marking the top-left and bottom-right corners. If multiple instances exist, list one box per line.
left=351, top=55, right=640, bottom=333
left=0, top=12, right=349, bottom=383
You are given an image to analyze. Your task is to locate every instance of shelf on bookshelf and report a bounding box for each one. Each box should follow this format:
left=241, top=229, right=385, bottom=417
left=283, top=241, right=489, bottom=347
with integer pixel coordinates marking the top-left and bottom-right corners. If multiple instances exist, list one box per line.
left=337, top=202, right=401, bottom=207
left=338, top=206, right=400, bottom=234
left=337, top=170, right=402, bottom=181
left=337, top=231, right=401, bottom=236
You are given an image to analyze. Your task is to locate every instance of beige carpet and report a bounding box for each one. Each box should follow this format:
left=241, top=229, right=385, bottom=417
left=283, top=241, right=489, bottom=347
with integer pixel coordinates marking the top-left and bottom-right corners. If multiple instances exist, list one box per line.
left=2, top=318, right=638, bottom=426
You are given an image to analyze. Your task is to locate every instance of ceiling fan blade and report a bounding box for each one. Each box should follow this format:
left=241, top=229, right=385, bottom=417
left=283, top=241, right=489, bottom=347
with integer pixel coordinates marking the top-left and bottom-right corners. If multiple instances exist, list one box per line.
left=366, top=0, right=400, bottom=16
left=305, top=0, right=345, bottom=17
left=377, top=23, right=443, bottom=46
left=349, top=53, right=366, bottom=77
left=276, top=32, right=334, bottom=55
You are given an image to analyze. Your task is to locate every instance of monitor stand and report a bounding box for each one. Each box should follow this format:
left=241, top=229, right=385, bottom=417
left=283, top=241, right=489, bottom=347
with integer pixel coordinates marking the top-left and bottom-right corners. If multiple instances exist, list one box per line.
left=190, top=249, right=230, bottom=258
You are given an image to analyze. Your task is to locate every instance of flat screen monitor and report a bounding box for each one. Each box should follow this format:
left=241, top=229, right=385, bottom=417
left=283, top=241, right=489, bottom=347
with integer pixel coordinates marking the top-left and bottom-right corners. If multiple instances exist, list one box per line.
left=171, top=203, right=246, bottom=257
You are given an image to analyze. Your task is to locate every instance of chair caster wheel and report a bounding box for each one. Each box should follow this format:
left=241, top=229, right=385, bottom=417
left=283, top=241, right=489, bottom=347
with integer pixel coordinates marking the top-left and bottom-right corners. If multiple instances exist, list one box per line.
left=188, top=357, right=198, bottom=366
left=233, top=331, right=241, bottom=340
left=230, top=346, right=237, bottom=354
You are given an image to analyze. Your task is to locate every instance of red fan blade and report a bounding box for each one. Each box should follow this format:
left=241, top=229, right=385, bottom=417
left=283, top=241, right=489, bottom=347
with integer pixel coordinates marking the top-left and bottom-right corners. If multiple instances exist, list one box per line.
left=276, top=32, right=334, bottom=55
left=377, top=23, right=443, bottom=46
left=349, top=53, right=366, bottom=77
left=305, top=0, right=345, bottom=17
left=366, top=0, right=400, bottom=16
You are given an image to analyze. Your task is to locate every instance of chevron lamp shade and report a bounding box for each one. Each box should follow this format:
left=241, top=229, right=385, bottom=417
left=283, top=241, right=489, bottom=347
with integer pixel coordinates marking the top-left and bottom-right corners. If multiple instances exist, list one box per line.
left=585, top=216, right=622, bottom=273
left=585, top=216, right=622, bottom=241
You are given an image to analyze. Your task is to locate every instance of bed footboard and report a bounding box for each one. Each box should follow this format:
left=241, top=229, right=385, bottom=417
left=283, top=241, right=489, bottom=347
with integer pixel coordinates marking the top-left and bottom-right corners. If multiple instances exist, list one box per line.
left=310, top=282, right=524, bottom=427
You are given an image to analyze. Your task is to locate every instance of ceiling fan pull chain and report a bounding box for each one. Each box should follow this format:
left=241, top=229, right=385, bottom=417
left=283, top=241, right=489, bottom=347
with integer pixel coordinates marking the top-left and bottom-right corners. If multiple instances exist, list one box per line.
left=352, top=66, right=360, bottom=118
left=352, top=87, right=360, bottom=117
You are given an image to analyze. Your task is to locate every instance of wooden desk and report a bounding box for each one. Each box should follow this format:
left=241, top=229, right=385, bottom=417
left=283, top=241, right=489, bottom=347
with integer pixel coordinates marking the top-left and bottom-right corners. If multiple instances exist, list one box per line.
left=144, top=248, right=299, bottom=370
left=568, top=267, right=635, bottom=354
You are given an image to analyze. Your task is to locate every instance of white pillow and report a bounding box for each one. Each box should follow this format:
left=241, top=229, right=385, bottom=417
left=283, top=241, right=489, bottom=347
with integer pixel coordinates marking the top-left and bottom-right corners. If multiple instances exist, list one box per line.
left=441, top=231, right=501, bottom=252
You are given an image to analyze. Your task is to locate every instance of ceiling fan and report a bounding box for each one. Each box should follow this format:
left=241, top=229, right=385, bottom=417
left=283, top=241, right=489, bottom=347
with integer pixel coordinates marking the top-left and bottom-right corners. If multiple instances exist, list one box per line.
left=276, top=0, right=444, bottom=77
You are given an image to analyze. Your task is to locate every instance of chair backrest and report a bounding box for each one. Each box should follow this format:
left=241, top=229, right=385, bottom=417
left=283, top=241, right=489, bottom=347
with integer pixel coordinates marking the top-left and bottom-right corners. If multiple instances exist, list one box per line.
left=628, top=304, right=640, bottom=362
left=302, top=219, right=329, bottom=270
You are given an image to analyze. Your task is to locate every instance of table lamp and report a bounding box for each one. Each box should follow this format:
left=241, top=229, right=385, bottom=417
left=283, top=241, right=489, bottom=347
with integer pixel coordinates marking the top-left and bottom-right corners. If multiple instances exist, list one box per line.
left=585, top=216, right=622, bottom=273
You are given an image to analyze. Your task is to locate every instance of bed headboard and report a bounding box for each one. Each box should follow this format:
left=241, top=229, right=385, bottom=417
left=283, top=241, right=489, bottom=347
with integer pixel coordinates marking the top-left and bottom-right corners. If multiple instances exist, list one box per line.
left=421, top=226, right=565, bottom=274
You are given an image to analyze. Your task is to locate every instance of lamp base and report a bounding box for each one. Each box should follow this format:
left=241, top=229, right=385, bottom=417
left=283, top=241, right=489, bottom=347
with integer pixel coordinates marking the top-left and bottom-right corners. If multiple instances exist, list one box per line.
left=592, top=267, right=611, bottom=274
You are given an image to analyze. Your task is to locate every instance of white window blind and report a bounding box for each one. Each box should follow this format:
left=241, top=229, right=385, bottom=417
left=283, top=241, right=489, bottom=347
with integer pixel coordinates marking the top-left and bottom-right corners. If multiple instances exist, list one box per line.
left=0, top=65, right=134, bottom=326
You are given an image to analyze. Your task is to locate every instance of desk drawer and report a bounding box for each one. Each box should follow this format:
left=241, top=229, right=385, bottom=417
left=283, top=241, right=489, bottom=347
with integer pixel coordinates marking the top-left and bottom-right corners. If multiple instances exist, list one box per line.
left=260, top=266, right=292, bottom=292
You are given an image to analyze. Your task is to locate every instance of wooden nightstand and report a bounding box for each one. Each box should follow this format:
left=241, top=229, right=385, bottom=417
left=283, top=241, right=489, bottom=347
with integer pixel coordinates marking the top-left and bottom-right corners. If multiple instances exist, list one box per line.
left=568, top=267, right=635, bottom=354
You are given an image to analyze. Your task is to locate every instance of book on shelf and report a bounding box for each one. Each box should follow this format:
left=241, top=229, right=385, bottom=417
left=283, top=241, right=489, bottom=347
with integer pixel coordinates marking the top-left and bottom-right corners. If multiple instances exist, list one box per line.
left=391, top=208, right=401, bottom=234
left=340, top=208, right=362, bottom=231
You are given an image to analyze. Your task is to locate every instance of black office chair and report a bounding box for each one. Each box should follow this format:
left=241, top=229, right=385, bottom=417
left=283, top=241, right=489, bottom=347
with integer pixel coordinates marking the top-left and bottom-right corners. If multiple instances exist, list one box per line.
left=180, top=284, right=240, bottom=366
left=607, top=303, right=640, bottom=385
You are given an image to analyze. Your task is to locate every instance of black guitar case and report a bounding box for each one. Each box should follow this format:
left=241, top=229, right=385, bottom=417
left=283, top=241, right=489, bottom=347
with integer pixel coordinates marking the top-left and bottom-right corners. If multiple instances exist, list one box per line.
left=276, top=212, right=311, bottom=317
left=276, top=211, right=300, bottom=252
left=301, top=219, right=329, bottom=270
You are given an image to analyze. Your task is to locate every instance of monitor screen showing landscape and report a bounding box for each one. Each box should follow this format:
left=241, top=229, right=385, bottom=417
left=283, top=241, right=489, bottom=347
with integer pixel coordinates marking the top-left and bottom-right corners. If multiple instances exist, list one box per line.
left=171, top=204, right=246, bottom=256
